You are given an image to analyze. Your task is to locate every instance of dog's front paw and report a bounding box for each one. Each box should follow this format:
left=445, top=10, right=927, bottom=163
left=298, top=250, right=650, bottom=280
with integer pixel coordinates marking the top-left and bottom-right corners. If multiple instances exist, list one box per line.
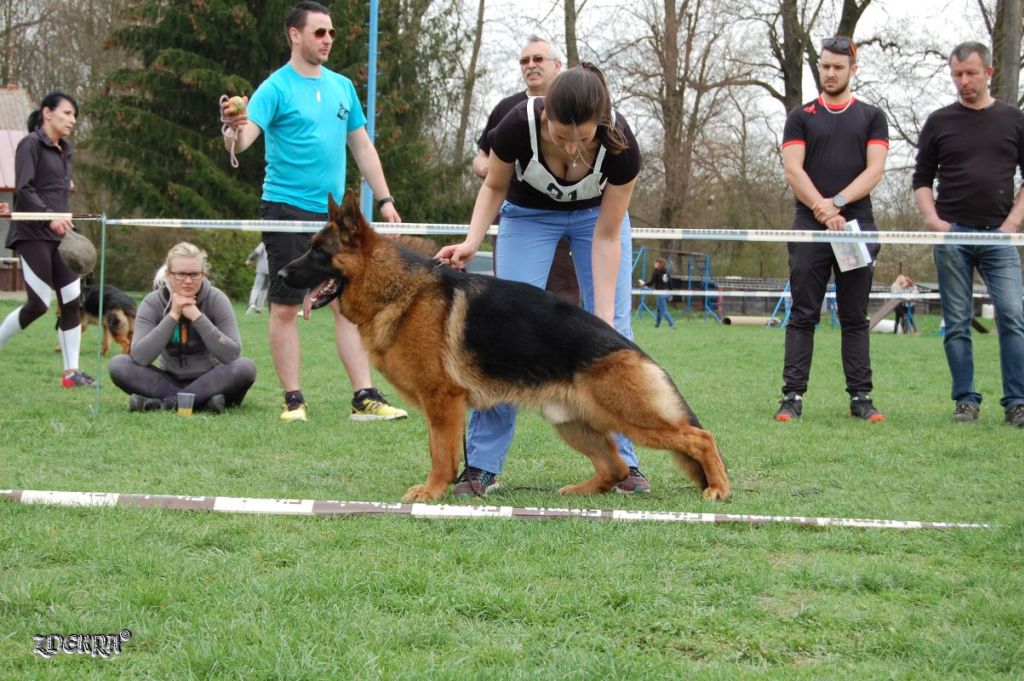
left=401, top=484, right=445, bottom=503
left=557, top=482, right=603, bottom=496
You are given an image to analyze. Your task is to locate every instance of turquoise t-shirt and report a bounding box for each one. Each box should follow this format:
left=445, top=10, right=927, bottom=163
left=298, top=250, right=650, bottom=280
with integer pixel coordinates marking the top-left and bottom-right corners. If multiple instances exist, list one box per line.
left=247, top=64, right=367, bottom=213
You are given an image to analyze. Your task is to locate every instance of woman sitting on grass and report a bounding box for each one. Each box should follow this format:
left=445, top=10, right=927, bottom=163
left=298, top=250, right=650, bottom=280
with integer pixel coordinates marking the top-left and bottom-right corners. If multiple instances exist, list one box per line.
left=108, top=242, right=256, bottom=413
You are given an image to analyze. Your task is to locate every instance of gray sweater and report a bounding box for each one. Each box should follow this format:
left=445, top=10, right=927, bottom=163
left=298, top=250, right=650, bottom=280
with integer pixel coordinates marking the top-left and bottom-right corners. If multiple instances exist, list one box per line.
left=131, top=280, right=242, bottom=380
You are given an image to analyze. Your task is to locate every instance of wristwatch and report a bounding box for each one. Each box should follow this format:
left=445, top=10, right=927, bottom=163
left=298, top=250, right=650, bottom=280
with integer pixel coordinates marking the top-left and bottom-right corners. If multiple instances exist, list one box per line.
left=832, top=194, right=847, bottom=209
left=377, top=196, right=395, bottom=209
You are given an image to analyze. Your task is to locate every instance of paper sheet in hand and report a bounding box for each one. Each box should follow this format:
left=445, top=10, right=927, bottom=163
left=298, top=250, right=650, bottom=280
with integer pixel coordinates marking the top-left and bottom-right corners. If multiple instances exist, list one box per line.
left=832, top=219, right=871, bottom=272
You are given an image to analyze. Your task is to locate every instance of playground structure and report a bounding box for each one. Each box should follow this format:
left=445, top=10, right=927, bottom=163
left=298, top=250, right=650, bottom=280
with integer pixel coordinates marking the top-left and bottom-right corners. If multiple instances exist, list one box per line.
left=633, top=246, right=942, bottom=333
left=633, top=246, right=720, bottom=323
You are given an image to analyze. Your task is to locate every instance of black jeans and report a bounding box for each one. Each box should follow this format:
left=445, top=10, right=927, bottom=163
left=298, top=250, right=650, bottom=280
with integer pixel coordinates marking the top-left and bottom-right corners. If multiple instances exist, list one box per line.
left=781, top=237, right=880, bottom=397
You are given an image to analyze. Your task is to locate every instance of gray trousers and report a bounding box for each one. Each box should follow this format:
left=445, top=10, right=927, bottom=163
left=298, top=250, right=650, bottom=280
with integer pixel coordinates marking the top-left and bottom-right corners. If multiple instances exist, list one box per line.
left=109, top=354, right=256, bottom=410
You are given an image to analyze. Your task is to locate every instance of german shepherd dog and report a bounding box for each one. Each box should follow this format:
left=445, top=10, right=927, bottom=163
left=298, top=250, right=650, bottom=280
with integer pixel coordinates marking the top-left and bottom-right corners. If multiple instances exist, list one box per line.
left=280, top=191, right=730, bottom=503
left=82, top=285, right=136, bottom=355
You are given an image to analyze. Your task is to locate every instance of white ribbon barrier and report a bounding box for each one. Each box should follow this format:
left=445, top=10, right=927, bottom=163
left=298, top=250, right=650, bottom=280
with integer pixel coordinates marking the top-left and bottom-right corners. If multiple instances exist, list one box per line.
left=634, top=289, right=948, bottom=300
left=0, top=489, right=990, bottom=530
left=4, top=211, right=1024, bottom=246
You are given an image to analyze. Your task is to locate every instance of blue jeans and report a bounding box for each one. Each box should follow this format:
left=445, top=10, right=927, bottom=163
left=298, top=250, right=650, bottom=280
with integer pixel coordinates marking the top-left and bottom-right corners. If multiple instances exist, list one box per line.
left=465, top=201, right=639, bottom=474
left=934, top=224, right=1024, bottom=409
left=655, top=294, right=675, bottom=327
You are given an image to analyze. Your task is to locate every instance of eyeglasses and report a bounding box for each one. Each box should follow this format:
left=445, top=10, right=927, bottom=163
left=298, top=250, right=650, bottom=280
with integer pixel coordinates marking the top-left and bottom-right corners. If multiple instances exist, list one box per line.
left=169, top=271, right=204, bottom=281
left=519, top=55, right=552, bottom=66
left=312, top=27, right=337, bottom=38
left=822, top=37, right=856, bottom=58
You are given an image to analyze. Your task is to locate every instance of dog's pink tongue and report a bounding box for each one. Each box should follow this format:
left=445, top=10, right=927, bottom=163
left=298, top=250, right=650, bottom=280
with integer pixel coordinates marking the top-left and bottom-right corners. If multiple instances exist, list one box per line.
left=302, top=288, right=315, bottom=321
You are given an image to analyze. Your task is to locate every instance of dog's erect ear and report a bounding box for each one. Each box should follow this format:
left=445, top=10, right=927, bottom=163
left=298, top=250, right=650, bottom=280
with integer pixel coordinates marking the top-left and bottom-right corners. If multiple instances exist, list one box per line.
left=340, top=189, right=364, bottom=228
left=327, top=192, right=343, bottom=225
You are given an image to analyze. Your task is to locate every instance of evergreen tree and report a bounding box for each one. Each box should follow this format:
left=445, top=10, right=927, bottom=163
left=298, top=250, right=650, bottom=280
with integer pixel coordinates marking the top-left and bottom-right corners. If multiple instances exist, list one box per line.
left=82, top=0, right=474, bottom=295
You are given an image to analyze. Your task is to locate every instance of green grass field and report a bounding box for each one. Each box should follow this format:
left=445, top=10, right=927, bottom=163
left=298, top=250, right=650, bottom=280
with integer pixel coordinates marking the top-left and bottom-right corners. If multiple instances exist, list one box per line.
left=1, top=297, right=1022, bottom=679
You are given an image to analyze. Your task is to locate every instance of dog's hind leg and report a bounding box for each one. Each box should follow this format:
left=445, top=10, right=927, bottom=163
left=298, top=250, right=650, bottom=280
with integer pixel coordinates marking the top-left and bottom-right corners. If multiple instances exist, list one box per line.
left=401, top=391, right=466, bottom=503
left=551, top=421, right=630, bottom=495
left=653, top=425, right=728, bottom=500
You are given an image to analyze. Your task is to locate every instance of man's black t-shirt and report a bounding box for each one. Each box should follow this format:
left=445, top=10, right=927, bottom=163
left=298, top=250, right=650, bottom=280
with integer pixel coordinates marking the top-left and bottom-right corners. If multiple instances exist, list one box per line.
left=489, top=98, right=641, bottom=211
left=912, top=100, right=1024, bottom=227
left=477, top=91, right=527, bottom=154
left=782, top=96, right=889, bottom=229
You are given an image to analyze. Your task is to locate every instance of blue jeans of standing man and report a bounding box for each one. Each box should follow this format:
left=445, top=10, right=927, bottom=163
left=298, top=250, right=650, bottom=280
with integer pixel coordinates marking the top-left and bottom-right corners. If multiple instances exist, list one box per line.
left=465, top=201, right=639, bottom=474
left=934, top=223, right=1024, bottom=410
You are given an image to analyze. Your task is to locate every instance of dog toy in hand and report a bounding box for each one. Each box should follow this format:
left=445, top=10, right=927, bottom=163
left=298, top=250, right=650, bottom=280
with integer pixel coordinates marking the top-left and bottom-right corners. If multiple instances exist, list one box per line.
left=224, top=96, right=247, bottom=115
left=219, top=94, right=248, bottom=168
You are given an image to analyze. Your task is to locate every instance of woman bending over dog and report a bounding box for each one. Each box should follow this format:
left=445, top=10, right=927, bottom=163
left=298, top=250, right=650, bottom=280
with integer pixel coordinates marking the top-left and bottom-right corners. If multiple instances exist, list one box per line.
left=108, top=242, right=256, bottom=413
left=436, top=63, right=647, bottom=496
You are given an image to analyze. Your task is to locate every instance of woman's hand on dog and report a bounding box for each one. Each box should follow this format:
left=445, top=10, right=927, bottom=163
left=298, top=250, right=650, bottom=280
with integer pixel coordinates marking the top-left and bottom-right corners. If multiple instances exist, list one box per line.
left=434, top=240, right=479, bottom=270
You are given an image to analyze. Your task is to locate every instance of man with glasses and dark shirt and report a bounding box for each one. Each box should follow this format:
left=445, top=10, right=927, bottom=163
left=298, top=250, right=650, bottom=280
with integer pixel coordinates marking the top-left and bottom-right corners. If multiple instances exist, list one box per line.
left=913, top=41, right=1024, bottom=428
left=774, top=36, right=889, bottom=423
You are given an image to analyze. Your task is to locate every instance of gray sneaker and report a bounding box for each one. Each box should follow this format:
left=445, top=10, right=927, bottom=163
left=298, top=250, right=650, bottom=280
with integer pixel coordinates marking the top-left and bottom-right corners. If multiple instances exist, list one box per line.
left=953, top=402, right=980, bottom=422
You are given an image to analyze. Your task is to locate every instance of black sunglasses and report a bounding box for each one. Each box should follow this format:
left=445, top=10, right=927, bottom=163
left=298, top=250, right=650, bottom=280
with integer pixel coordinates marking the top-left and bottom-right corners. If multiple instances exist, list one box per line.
left=822, top=37, right=856, bottom=58
left=312, top=27, right=337, bottom=38
left=519, top=55, right=551, bottom=66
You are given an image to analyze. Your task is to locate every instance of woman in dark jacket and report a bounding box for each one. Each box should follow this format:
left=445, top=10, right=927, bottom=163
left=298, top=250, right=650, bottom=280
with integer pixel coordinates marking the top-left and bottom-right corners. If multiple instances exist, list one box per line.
left=108, top=242, right=256, bottom=413
left=642, top=257, right=676, bottom=328
left=0, top=91, right=94, bottom=387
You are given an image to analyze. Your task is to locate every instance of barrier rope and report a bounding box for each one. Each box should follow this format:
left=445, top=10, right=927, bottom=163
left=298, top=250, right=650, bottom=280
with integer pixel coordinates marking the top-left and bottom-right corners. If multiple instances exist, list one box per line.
left=4, top=211, right=1024, bottom=245
left=0, top=489, right=990, bottom=531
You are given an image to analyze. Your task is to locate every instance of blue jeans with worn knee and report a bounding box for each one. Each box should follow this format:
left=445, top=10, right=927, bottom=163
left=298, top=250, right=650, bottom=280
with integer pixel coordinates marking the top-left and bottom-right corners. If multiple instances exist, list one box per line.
left=465, top=201, right=639, bottom=474
left=934, top=223, right=1024, bottom=410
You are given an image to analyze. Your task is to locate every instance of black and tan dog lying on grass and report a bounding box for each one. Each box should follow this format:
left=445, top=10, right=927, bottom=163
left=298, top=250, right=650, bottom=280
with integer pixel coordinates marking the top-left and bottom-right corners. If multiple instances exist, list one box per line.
left=280, top=190, right=730, bottom=503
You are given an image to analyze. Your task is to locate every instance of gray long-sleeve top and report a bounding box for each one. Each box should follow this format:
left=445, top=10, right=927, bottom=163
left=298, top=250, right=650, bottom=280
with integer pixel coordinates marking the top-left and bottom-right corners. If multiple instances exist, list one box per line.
left=131, top=279, right=242, bottom=380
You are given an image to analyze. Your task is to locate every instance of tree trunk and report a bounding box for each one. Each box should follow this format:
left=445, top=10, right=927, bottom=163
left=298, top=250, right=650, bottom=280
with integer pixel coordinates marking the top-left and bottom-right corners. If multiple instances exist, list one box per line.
left=658, top=0, right=684, bottom=227
left=991, top=0, right=1022, bottom=104
left=780, top=0, right=806, bottom=112
left=453, top=0, right=485, bottom=163
left=564, top=0, right=580, bottom=67
left=836, top=0, right=871, bottom=37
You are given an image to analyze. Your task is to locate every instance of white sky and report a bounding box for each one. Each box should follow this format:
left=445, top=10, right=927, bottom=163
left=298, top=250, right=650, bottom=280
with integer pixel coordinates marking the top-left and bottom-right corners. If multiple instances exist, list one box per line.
left=474, top=0, right=982, bottom=100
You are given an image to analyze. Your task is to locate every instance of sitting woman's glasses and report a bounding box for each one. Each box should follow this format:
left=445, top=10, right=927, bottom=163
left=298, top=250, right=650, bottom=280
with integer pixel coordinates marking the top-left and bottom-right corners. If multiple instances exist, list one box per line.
left=312, top=27, right=337, bottom=38
left=170, top=271, right=204, bottom=281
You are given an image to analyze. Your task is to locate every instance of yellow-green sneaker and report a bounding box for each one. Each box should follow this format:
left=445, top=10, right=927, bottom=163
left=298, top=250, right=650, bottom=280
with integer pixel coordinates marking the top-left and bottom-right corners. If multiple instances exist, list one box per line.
left=280, top=402, right=308, bottom=423
left=351, top=388, right=407, bottom=421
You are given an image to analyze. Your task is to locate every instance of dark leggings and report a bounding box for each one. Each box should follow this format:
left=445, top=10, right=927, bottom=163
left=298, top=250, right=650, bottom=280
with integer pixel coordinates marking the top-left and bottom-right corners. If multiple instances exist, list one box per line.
left=16, top=239, right=80, bottom=330
left=108, top=355, right=257, bottom=410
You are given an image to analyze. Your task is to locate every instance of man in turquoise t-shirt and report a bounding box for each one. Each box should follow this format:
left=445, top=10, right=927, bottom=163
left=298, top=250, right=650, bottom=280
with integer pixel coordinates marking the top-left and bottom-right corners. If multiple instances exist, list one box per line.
left=221, top=0, right=407, bottom=424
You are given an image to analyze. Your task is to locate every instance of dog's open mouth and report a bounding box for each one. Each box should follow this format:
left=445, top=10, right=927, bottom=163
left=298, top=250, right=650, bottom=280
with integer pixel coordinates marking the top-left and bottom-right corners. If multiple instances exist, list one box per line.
left=302, top=278, right=340, bottom=320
